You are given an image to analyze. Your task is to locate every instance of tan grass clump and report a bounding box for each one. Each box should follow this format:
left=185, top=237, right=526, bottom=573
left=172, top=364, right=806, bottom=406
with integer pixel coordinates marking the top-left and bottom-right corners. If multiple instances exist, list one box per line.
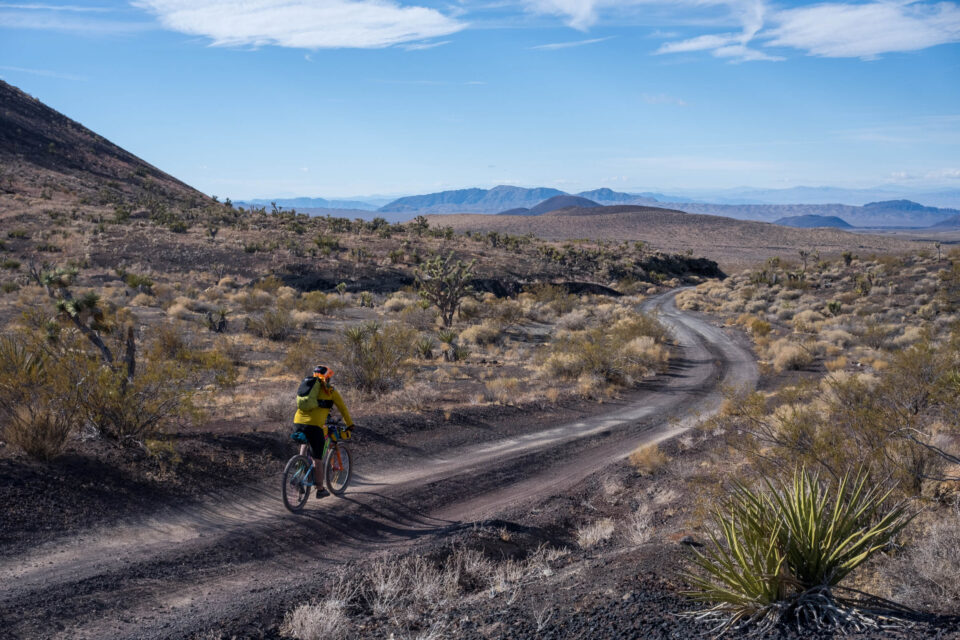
left=770, top=339, right=813, bottom=371
left=629, top=443, right=669, bottom=475
left=459, top=320, right=502, bottom=345
left=576, top=518, right=615, bottom=548
left=483, top=377, right=520, bottom=404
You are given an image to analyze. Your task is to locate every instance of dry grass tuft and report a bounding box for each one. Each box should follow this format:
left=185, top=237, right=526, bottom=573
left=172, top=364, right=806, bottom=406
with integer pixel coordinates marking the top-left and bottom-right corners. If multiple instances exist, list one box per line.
left=483, top=377, right=520, bottom=404
left=629, top=443, right=669, bottom=475
left=576, top=518, right=615, bottom=548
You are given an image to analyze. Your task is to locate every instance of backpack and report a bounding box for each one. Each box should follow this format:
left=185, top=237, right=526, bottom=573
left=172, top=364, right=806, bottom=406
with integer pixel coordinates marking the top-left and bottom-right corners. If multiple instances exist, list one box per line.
left=296, top=377, right=320, bottom=411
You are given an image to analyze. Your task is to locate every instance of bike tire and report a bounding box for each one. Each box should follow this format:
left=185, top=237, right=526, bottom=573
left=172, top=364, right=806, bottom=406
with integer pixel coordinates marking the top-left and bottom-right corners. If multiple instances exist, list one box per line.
left=323, top=443, right=352, bottom=497
left=282, top=454, right=312, bottom=512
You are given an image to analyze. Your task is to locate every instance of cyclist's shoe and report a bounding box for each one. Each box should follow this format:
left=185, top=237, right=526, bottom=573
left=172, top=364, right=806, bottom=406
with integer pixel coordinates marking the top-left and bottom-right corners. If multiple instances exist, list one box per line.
left=315, top=486, right=327, bottom=498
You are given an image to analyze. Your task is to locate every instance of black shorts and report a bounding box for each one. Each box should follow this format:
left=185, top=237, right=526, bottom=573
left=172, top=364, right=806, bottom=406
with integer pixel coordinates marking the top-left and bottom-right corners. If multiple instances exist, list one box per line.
left=294, top=423, right=326, bottom=458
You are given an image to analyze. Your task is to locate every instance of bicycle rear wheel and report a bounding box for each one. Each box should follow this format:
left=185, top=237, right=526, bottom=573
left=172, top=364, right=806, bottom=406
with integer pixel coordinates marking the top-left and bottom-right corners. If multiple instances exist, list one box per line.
left=282, top=454, right=312, bottom=512
left=323, top=443, right=352, bottom=497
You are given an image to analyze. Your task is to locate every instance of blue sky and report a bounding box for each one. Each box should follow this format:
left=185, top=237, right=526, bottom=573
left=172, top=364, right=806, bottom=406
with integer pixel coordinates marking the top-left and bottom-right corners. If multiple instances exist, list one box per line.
left=1, top=0, right=959, bottom=200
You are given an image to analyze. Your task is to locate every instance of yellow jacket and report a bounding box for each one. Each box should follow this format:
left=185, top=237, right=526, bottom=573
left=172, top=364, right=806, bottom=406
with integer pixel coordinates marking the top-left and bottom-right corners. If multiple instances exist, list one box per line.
left=294, top=383, right=354, bottom=434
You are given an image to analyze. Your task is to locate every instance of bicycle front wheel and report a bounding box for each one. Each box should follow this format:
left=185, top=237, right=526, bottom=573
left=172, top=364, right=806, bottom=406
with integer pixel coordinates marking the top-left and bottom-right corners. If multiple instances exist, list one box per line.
left=323, top=443, right=352, bottom=497
left=282, top=454, right=312, bottom=512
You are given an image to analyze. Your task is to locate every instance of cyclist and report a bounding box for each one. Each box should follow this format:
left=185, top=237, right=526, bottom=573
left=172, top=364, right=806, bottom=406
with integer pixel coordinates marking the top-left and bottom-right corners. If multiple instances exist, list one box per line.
left=294, top=365, right=354, bottom=494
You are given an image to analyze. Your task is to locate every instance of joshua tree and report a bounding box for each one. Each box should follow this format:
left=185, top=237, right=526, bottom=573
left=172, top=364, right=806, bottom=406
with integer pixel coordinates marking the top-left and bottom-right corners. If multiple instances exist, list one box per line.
left=29, top=264, right=136, bottom=384
left=935, top=241, right=942, bottom=262
left=415, top=252, right=476, bottom=327
left=410, top=215, right=429, bottom=237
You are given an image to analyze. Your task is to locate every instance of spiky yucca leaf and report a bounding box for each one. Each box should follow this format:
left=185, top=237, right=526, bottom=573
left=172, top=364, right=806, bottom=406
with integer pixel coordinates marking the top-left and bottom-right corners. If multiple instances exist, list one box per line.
left=686, top=468, right=912, bottom=633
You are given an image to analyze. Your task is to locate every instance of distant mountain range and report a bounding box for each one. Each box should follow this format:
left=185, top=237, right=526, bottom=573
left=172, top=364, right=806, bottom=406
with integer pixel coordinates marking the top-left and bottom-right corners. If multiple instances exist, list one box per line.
left=237, top=197, right=380, bottom=211
left=244, top=185, right=960, bottom=226
left=378, top=185, right=567, bottom=213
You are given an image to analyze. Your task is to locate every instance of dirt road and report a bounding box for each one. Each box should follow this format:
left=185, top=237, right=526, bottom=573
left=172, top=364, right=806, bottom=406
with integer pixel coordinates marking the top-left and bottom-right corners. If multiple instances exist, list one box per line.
left=0, top=290, right=757, bottom=639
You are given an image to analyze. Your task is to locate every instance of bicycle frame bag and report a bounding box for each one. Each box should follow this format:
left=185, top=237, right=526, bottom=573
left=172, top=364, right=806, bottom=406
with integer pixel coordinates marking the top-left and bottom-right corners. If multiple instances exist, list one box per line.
left=296, top=377, right=320, bottom=411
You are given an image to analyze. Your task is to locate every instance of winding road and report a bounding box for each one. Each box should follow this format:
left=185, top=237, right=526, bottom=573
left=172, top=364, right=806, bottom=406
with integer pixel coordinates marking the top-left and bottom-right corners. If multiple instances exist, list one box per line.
left=0, top=290, right=757, bottom=639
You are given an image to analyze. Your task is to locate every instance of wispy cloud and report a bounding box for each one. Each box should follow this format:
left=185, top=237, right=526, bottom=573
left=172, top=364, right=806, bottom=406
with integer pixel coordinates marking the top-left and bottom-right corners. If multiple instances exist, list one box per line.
left=401, top=39, right=451, bottom=50
left=134, top=0, right=466, bottom=49
left=765, top=2, right=960, bottom=59
left=0, top=64, right=87, bottom=80
left=530, top=35, right=613, bottom=50
left=655, top=0, right=960, bottom=61
left=641, top=92, right=686, bottom=106
left=0, top=7, right=151, bottom=33
left=0, top=3, right=110, bottom=11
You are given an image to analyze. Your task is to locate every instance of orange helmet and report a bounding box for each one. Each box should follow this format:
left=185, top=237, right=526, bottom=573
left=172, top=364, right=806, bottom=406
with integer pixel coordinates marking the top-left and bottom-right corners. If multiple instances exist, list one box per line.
left=313, top=365, right=334, bottom=381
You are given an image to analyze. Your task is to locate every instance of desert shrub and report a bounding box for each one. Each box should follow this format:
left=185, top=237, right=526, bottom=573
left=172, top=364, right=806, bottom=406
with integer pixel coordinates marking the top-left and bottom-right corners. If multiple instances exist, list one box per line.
left=233, top=288, right=274, bottom=312
left=281, top=595, right=350, bottom=640
left=879, top=507, right=960, bottom=613
left=687, top=468, right=912, bottom=633
left=457, top=297, right=480, bottom=322
left=383, top=297, right=406, bottom=313
left=282, top=336, right=318, bottom=376
left=334, top=322, right=415, bottom=395
left=299, top=290, right=345, bottom=315
left=576, top=518, right=615, bottom=548
left=629, top=443, right=669, bottom=475
left=253, top=275, right=284, bottom=293
left=749, top=318, right=772, bottom=337
left=460, top=320, right=502, bottom=345
left=483, top=377, right=519, bottom=404
left=770, top=339, right=813, bottom=371
left=2, top=259, right=21, bottom=270
left=0, top=334, right=76, bottom=460
left=722, top=340, right=960, bottom=497
left=527, top=282, right=579, bottom=313
left=824, top=356, right=847, bottom=372
left=245, top=309, right=296, bottom=341
left=542, top=311, right=669, bottom=385
left=556, top=309, right=590, bottom=331
left=398, top=304, right=437, bottom=330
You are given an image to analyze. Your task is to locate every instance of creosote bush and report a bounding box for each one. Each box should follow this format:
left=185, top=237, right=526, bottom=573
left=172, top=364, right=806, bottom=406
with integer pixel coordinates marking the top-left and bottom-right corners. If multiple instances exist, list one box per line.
left=245, top=308, right=296, bottom=341
left=542, top=311, right=669, bottom=386
left=334, top=321, right=415, bottom=396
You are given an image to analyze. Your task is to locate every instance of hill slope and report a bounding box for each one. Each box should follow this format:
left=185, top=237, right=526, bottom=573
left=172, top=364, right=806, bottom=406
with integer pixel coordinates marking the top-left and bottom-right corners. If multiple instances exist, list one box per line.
left=429, top=205, right=921, bottom=270
left=774, top=214, right=853, bottom=228
left=0, top=80, right=207, bottom=208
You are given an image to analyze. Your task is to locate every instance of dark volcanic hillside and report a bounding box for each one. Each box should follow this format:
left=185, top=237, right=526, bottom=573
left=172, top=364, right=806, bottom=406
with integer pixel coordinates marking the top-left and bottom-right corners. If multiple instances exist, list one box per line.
left=0, top=80, right=207, bottom=207
left=499, top=194, right=601, bottom=215
left=774, top=214, right=853, bottom=228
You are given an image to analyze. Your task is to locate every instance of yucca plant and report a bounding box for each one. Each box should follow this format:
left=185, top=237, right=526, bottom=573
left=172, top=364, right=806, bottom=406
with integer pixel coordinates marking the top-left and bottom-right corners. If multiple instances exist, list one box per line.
left=686, top=468, right=912, bottom=634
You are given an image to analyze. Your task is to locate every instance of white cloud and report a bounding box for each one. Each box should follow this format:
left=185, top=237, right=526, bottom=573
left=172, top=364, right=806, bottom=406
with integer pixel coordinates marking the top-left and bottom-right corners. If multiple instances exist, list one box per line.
left=0, top=8, right=150, bottom=32
left=135, top=0, right=465, bottom=49
left=765, top=2, right=960, bottom=59
left=401, top=39, right=451, bottom=50
left=530, top=35, right=613, bottom=49
left=0, top=3, right=110, bottom=11
left=651, top=0, right=960, bottom=61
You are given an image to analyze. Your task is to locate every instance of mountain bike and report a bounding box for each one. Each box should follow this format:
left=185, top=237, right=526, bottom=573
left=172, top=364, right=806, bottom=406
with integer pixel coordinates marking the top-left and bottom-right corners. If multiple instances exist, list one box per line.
left=282, top=420, right=353, bottom=513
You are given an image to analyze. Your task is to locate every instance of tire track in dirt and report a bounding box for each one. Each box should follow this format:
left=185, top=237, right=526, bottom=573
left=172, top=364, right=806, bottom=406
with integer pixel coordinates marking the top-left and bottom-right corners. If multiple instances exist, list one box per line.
left=0, top=290, right=757, bottom=640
